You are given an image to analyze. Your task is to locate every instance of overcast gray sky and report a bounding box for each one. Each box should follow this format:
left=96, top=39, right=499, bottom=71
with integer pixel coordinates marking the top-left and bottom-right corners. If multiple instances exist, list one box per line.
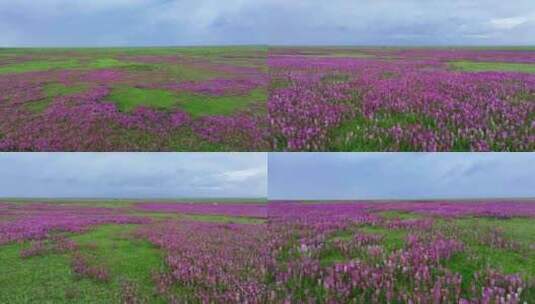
left=0, top=0, right=534, bottom=46
left=268, top=153, right=535, bottom=200
left=0, top=153, right=267, bottom=199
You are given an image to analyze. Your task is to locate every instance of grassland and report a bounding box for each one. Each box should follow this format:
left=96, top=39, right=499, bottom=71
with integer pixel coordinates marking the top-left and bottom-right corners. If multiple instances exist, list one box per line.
left=1, top=200, right=534, bottom=302
left=0, top=199, right=266, bottom=303
left=1, top=46, right=534, bottom=151
left=0, top=46, right=269, bottom=151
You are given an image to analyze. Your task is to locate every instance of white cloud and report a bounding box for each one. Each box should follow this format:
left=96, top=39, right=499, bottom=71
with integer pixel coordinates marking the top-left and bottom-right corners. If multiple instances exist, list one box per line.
left=490, top=17, right=529, bottom=29
left=220, top=167, right=266, bottom=182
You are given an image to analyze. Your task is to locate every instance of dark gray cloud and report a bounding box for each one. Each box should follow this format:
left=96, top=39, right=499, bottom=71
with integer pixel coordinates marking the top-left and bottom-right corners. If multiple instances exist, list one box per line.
left=0, top=0, right=533, bottom=46
left=0, top=153, right=267, bottom=198
left=268, top=153, right=535, bottom=200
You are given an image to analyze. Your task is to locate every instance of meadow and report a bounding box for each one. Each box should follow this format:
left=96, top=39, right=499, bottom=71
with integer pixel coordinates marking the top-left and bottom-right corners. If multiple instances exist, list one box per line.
left=0, top=199, right=268, bottom=303
left=268, top=201, right=535, bottom=303
left=269, top=47, right=535, bottom=151
left=0, top=47, right=534, bottom=151
left=0, top=47, right=269, bottom=151
left=0, top=199, right=533, bottom=303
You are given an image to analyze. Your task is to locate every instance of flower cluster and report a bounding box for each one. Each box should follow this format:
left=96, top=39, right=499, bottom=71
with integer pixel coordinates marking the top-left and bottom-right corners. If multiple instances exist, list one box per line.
left=0, top=202, right=150, bottom=245
left=19, top=235, right=78, bottom=258
left=135, top=220, right=273, bottom=303
left=71, top=253, right=110, bottom=282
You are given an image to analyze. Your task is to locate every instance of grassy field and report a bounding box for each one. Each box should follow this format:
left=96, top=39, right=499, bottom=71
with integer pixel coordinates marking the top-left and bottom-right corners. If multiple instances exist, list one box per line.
left=268, top=47, right=535, bottom=152
left=0, top=199, right=266, bottom=303
left=1, top=200, right=534, bottom=302
left=450, top=61, right=535, bottom=73
left=321, top=211, right=535, bottom=278
left=269, top=202, right=535, bottom=302
left=0, top=224, right=165, bottom=303
left=0, top=46, right=269, bottom=151
left=0, top=46, right=534, bottom=151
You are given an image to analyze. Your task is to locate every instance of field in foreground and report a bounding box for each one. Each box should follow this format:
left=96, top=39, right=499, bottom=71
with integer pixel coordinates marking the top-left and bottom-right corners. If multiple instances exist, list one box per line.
left=0, top=200, right=533, bottom=303
left=0, top=47, right=269, bottom=151
left=269, top=48, right=534, bottom=151
left=1, top=47, right=534, bottom=151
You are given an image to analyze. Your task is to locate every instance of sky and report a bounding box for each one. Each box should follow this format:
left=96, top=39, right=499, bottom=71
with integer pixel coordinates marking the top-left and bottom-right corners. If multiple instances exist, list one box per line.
left=268, top=153, right=535, bottom=200
left=0, top=153, right=267, bottom=199
left=0, top=0, right=534, bottom=46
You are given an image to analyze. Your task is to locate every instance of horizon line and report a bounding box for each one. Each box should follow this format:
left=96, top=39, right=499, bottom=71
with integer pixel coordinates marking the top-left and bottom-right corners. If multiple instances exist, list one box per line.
left=1, top=44, right=535, bottom=49
left=269, top=197, right=535, bottom=202
left=2, top=197, right=533, bottom=202
left=0, top=197, right=267, bottom=201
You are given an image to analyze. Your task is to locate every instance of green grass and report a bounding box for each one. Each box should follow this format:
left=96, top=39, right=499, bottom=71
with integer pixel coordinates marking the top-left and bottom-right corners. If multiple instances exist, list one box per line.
left=331, top=110, right=436, bottom=151
left=44, top=83, right=88, bottom=97
left=0, top=242, right=114, bottom=303
left=451, top=61, right=535, bottom=73
left=71, top=225, right=166, bottom=302
left=158, top=64, right=222, bottom=81
left=0, top=46, right=265, bottom=79
left=0, top=225, right=165, bottom=303
left=26, top=99, right=53, bottom=113
left=113, top=62, right=224, bottom=81
left=446, top=244, right=533, bottom=277
left=455, top=217, right=535, bottom=246
left=176, top=87, right=266, bottom=117
left=0, top=56, right=131, bottom=75
left=107, top=86, right=179, bottom=112
left=450, top=217, right=535, bottom=277
left=0, top=56, right=219, bottom=79
left=358, top=226, right=407, bottom=252
left=25, top=83, right=88, bottom=113
left=87, top=58, right=129, bottom=69
left=378, top=211, right=422, bottom=220
left=107, top=86, right=266, bottom=116
left=444, top=218, right=535, bottom=299
left=0, top=59, right=80, bottom=74
left=319, top=247, right=346, bottom=267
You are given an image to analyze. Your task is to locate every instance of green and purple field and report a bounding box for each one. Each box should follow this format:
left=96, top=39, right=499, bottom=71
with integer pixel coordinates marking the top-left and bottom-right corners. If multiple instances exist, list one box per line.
left=0, top=47, right=269, bottom=151
left=1, top=47, right=534, bottom=151
left=0, top=199, right=267, bottom=303
left=1, top=199, right=534, bottom=303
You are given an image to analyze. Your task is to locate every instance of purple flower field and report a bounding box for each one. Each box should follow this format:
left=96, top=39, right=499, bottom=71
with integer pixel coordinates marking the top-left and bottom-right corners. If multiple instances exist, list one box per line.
left=268, top=201, right=535, bottom=303
left=1, top=200, right=534, bottom=303
left=0, top=47, right=533, bottom=151
left=0, top=47, right=269, bottom=151
left=268, top=48, right=535, bottom=151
